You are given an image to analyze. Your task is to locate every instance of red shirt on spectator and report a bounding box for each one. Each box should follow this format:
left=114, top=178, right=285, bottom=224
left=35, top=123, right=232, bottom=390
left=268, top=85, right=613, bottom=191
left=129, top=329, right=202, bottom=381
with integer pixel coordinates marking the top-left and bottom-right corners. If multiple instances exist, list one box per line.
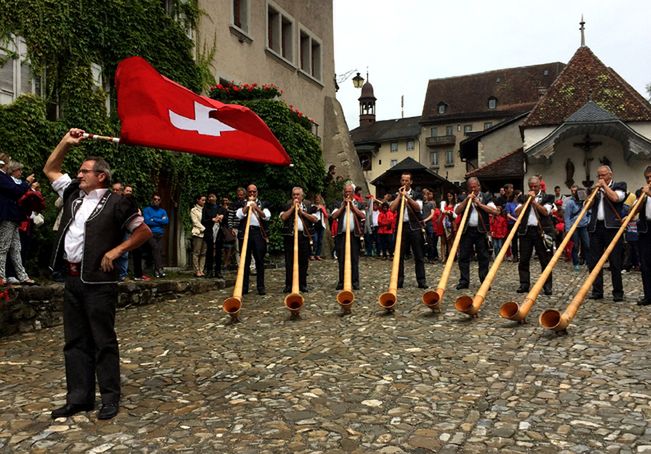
left=378, top=209, right=396, bottom=234
left=490, top=213, right=508, bottom=239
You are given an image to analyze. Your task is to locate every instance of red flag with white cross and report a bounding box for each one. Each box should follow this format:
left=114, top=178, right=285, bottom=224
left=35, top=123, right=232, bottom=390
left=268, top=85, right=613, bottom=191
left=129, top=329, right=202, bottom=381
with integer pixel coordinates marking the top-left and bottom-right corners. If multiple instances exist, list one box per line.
left=115, top=56, right=290, bottom=166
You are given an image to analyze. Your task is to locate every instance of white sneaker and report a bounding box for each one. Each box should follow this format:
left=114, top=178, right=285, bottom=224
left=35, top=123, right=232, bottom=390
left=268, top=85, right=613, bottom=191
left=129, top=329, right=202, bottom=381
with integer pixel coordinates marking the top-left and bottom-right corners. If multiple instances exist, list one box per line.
left=7, top=277, right=19, bottom=284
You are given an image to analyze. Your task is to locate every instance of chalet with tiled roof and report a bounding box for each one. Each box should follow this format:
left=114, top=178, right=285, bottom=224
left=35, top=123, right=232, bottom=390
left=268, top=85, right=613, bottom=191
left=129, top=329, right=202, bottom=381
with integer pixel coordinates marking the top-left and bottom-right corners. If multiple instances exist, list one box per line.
left=523, top=44, right=651, bottom=191
left=419, top=63, right=564, bottom=183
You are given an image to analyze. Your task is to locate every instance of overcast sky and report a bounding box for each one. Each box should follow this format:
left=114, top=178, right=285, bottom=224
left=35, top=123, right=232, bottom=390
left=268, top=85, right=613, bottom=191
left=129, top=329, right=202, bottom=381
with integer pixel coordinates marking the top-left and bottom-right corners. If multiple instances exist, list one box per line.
left=333, top=0, right=651, bottom=130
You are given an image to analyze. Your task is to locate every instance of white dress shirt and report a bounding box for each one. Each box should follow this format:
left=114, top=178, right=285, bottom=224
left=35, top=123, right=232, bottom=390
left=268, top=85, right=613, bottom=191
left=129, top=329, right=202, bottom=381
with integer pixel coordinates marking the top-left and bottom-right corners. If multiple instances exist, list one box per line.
left=52, top=174, right=143, bottom=263
left=401, top=190, right=423, bottom=222
left=596, top=182, right=625, bottom=221
left=518, top=191, right=552, bottom=226
left=236, top=201, right=271, bottom=227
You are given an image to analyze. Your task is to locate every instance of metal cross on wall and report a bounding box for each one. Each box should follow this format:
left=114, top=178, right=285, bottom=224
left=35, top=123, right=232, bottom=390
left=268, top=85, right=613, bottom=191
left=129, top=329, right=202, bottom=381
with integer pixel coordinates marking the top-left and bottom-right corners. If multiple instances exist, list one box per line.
left=573, top=133, right=602, bottom=187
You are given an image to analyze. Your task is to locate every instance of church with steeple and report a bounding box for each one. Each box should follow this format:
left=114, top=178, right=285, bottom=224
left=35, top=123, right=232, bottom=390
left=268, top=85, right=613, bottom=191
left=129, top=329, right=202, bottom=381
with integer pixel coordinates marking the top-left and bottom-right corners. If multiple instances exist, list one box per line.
left=520, top=19, right=651, bottom=190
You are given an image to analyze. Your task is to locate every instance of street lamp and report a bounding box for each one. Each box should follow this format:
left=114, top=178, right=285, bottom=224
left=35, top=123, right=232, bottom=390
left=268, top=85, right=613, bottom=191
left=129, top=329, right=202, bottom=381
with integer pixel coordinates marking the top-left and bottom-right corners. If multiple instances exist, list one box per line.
left=335, top=70, right=365, bottom=92
left=352, top=72, right=365, bottom=88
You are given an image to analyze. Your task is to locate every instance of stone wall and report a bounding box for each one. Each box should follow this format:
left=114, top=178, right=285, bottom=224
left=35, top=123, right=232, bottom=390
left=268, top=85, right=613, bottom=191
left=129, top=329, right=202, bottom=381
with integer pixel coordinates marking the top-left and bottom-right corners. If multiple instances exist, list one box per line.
left=0, top=279, right=228, bottom=338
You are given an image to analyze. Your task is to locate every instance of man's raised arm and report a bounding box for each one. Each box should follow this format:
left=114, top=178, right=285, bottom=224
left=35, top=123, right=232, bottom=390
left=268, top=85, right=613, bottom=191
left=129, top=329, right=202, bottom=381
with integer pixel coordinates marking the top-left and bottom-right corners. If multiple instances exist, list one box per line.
left=43, top=128, right=86, bottom=183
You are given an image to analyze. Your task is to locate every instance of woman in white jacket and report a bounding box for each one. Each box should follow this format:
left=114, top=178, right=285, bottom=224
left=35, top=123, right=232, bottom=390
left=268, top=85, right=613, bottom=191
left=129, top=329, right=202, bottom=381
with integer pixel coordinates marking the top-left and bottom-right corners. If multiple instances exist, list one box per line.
left=191, top=194, right=207, bottom=277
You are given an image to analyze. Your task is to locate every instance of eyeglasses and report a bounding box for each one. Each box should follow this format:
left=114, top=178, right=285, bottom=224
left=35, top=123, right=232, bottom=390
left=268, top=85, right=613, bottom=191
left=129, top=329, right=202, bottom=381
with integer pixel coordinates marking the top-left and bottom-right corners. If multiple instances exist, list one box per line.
left=78, top=169, right=100, bottom=174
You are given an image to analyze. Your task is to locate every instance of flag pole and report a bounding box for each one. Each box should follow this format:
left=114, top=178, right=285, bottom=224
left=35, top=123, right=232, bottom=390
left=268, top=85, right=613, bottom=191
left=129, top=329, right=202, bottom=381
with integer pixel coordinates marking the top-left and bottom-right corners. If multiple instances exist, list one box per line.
left=82, top=132, right=120, bottom=144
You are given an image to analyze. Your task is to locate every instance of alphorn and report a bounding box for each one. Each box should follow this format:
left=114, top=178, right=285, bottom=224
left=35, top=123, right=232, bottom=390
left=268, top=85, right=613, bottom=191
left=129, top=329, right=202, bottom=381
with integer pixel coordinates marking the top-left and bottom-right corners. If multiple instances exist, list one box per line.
left=284, top=205, right=305, bottom=319
left=222, top=203, right=254, bottom=322
left=455, top=195, right=533, bottom=317
left=500, top=187, right=599, bottom=322
left=378, top=193, right=406, bottom=313
left=336, top=201, right=355, bottom=315
left=540, top=192, right=647, bottom=331
left=422, top=195, right=472, bottom=311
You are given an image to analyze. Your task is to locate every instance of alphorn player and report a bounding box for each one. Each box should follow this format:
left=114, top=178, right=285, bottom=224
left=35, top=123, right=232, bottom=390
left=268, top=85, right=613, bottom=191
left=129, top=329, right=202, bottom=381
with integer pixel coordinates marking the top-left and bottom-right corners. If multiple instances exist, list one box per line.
left=279, top=187, right=317, bottom=293
left=236, top=184, right=271, bottom=296
left=587, top=165, right=627, bottom=302
left=389, top=172, right=428, bottom=289
left=636, top=166, right=651, bottom=306
left=331, top=183, right=365, bottom=291
left=515, top=176, right=555, bottom=295
left=454, top=177, right=498, bottom=290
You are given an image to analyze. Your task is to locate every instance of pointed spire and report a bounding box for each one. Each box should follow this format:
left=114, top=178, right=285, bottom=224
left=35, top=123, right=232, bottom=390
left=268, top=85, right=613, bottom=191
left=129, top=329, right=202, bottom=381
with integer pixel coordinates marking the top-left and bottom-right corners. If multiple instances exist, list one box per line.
left=579, top=15, right=586, bottom=47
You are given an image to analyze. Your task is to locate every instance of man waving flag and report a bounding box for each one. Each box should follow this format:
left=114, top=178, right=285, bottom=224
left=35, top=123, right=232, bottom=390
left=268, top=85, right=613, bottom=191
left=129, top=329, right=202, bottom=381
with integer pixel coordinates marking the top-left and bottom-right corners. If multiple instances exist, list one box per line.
left=115, top=56, right=290, bottom=166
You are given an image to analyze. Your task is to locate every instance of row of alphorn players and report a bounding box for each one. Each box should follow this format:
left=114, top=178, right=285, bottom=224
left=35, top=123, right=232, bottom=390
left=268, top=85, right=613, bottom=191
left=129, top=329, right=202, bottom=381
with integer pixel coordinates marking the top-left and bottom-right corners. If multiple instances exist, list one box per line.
left=224, top=166, right=651, bottom=329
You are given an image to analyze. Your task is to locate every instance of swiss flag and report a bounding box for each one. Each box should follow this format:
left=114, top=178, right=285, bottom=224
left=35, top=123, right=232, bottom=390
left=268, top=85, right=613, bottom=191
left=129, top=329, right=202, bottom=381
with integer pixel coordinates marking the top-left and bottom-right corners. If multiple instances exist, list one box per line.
left=115, top=56, right=290, bottom=166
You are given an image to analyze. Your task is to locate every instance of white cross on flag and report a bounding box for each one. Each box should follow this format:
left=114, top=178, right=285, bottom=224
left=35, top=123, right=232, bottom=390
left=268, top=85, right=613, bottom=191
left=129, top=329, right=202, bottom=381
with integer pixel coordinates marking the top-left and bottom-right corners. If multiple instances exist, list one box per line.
left=115, top=57, right=290, bottom=166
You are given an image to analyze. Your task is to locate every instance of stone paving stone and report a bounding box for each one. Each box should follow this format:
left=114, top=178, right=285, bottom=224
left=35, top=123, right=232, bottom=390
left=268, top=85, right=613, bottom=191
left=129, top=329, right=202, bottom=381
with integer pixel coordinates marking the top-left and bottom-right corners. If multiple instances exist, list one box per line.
left=0, top=258, right=649, bottom=452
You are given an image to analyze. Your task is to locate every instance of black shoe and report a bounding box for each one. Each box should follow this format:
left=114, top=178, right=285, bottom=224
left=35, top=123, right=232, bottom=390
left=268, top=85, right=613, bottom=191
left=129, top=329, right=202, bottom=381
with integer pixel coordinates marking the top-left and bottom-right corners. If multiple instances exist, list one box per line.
left=97, top=403, right=119, bottom=420
left=283, top=286, right=291, bottom=293
left=51, top=403, right=94, bottom=419
left=335, top=283, right=343, bottom=290
left=637, top=298, right=650, bottom=306
left=612, top=295, right=624, bottom=302
left=455, top=283, right=469, bottom=290
left=543, top=289, right=553, bottom=296
left=300, top=286, right=309, bottom=293
left=397, top=283, right=404, bottom=289
left=257, top=288, right=266, bottom=295
left=243, top=289, right=249, bottom=295
left=418, top=283, right=429, bottom=289
left=215, top=273, right=224, bottom=279
left=516, top=286, right=529, bottom=294
left=588, top=293, right=603, bottom=300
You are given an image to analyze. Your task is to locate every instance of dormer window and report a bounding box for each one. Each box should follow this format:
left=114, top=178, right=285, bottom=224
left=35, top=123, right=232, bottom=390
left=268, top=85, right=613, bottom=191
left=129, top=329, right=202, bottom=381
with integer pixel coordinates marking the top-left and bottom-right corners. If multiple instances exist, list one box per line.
left=437, top=102, right=447, bottom=114
left=488, top=97, right=497, bottom=110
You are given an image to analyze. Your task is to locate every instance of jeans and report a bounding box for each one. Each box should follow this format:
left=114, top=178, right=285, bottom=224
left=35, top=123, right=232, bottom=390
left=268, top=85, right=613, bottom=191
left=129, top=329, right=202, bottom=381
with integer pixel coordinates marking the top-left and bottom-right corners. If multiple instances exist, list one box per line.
left=570, top=226, right=590, bottom=266
left=312, top=227, right=324, bottom=257
left=492, top=238, right=504, bottom=258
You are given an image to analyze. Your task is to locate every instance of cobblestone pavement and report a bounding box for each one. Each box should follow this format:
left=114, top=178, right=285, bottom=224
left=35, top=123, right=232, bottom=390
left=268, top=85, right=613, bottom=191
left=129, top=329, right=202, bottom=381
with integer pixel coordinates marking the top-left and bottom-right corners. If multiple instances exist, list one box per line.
left=1, top=257, right=650, bottom=453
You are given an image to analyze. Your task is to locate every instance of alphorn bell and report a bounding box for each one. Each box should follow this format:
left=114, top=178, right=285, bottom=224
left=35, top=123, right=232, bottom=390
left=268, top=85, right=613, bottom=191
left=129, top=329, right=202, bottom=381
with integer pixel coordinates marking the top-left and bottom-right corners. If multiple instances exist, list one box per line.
left=283, top=205, right=304, bottom=319
left=540, top=192, right=647, bottom=332
left=500, top=187, right=599, bottom=323
left=422, top=195, right=473, bottom=311
left=222, top=202, right=254, bottom=322
left=378, top=193, right=406, bottom=313
left=336, top=201, right=355, bottom=315
left=455, top=195, right=533, bottom=317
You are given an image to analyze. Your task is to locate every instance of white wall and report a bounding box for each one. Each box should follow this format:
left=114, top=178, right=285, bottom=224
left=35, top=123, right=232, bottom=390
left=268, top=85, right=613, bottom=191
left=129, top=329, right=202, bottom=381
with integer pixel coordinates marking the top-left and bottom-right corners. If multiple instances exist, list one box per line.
left=525, top=134, right=649, bottom=195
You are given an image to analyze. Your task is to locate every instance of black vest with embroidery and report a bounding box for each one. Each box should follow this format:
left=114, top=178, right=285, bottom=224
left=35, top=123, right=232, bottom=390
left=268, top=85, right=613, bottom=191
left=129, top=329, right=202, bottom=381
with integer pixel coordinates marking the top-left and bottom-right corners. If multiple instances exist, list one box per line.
left=461, top=191, right=492, bottom=234
left=237, top=200, right=269, bottom=238
left=281, top=201, right=315, bottom=237
left=588, top=181, right=627, bottom=231
left=394, top=189, right=423, bottom=231
left=516, top=192, right=555, bottom=236
left=50, top=180, right=139, bottom=283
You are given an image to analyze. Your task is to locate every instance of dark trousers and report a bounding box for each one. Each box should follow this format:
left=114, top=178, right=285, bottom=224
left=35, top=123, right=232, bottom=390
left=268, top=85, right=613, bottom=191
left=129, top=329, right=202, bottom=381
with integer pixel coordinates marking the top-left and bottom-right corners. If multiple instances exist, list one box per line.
left=335, top=234, right=360, bottom=287
left=148, top=233, right=164, bottom=272
left=239, top=227, right=267, bottom=292
left=204, top=231, right=215, bottom=276
left=588, top=221, right=624, bottom=297
left=378, top=233, right=394, bottom=257
left=397, top=224, right=426, bottom=286
left=639, top=225, right=651, bottom=301
left=425, top=224, right=439, bottom=260
left=284, top=234, right=310, bottom=289
left=518, top=227, right=552, bottom=292
left=508, top=224, right=519, bottom=257
left=458, top=227, right=490, bottom=286
left=63, top=276, right=120, bottom=405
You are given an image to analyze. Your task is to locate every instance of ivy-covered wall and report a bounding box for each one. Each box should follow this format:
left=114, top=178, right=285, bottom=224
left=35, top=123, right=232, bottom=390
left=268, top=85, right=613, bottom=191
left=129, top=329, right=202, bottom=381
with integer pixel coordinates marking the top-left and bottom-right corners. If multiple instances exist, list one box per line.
left=0, top=0, right=325, bottom=266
